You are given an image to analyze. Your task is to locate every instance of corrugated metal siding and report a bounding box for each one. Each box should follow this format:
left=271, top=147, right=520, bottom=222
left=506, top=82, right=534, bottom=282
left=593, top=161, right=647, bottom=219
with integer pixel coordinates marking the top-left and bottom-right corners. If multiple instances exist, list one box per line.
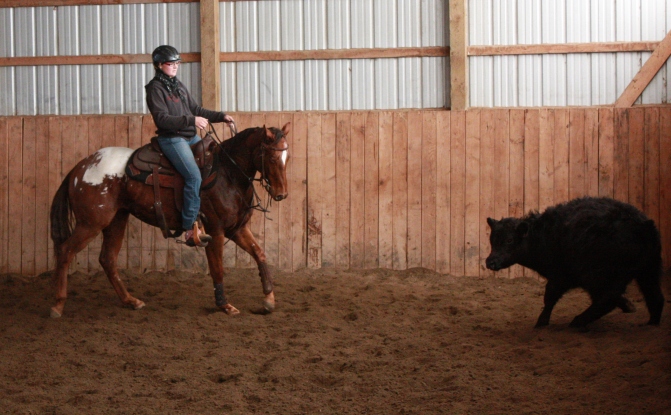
left=0, top=3, right=200, bottom=116
left=221, top=0, right=447, bottom=112
left=469, top=0, right=671, bottom=107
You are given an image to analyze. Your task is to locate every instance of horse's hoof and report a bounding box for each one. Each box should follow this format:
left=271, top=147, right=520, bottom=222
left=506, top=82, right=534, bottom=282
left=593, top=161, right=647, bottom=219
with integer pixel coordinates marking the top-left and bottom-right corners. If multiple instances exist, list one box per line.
left=50, top=307, right=62, bottom=318
left=220, top=304, right=240, bottom=315
left=133, top=300, right=146, bottom=310
left=263, top=300, right=275, bottom=313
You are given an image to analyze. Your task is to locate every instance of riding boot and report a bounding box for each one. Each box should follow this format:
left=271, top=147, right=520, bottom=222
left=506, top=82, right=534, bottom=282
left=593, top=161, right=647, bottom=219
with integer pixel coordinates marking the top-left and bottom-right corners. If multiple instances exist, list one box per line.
left=185, top=221, right=212, bottom=247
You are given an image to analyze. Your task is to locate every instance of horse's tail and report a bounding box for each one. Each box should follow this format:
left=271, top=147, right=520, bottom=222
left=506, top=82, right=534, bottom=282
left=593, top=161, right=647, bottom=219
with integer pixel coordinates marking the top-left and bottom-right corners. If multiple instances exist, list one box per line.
left=50, top=171, right=73, bottom=251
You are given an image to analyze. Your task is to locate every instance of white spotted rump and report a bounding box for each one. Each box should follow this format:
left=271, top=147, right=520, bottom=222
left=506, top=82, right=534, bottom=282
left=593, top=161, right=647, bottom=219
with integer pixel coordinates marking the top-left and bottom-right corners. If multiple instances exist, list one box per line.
left=82, top=147, right=134, bottom=186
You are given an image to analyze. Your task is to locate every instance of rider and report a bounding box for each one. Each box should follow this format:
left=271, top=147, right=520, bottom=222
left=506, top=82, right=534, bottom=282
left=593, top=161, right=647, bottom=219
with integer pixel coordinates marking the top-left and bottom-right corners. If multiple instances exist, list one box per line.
left=146, top=45, right=234, bottom=247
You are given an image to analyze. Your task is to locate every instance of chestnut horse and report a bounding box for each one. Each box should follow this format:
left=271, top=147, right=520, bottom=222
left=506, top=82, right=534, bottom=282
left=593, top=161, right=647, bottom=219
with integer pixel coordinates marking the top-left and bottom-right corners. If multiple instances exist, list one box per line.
left=49, top=123, right=290, bottom=318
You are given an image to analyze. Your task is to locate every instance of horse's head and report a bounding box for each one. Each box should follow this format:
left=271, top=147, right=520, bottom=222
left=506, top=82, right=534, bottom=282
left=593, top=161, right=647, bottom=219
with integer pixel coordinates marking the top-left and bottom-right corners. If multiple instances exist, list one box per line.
left=255, top=122, right=290, bottom=201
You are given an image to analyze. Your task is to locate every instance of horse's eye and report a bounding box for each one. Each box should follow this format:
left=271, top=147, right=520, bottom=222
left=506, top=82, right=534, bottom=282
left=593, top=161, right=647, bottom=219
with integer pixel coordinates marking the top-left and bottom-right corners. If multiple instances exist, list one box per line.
left=506, top=238, right=514, bottom=245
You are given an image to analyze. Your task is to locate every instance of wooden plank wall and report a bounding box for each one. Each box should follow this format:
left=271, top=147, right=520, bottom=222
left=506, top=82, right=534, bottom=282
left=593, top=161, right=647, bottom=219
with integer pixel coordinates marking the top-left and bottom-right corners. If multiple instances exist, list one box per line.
left=1, top=107, right=670, bottom=277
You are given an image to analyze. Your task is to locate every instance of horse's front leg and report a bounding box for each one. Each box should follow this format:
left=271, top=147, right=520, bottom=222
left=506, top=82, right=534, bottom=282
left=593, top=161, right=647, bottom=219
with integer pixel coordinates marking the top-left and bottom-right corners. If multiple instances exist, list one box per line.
left=230, top=225, right=275, bottom=313
left=205, top=234, right=240, bottom=315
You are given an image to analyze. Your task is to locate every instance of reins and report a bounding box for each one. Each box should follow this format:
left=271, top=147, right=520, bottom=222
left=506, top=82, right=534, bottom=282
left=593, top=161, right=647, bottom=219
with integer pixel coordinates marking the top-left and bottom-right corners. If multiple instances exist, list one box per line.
left=205, top=122, right=277, bottom=218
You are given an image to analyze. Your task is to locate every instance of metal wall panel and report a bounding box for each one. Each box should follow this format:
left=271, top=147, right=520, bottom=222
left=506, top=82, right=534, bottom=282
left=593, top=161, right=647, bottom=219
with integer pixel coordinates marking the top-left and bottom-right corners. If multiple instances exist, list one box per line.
left=469, top=0, right=671, bottom=107
left=1, top=0, right=447, bottom=115
left=590, top=0, right=617, bottom=106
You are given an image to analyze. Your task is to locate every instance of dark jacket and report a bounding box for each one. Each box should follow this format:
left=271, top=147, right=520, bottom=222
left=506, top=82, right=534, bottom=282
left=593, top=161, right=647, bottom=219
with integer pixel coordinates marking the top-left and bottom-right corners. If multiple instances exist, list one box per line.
left=145, top=77, right=225, bottom=138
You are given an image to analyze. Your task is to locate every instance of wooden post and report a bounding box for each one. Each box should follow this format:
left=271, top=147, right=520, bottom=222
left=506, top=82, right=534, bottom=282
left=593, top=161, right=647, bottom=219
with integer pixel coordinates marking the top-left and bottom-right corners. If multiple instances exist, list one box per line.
left=449, top=0, right=468, bottom=110
left=200, top=0, right=221, bottom=110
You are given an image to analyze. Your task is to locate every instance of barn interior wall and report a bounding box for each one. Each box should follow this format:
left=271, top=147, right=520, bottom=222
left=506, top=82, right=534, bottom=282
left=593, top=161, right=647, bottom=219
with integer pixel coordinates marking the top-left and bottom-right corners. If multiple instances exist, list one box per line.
left=1, top=107, right=670, bottom=277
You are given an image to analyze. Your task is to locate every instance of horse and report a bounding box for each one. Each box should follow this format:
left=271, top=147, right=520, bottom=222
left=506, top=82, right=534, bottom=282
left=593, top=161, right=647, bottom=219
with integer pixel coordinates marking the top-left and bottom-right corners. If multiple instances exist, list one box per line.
left=49, top=122, right=290, bottom=318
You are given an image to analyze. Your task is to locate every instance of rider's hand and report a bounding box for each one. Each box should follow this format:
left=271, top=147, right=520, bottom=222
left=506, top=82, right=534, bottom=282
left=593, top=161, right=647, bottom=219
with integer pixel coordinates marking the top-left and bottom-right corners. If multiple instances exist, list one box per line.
left=194, top=116, right=208, bottom=130
left=223, top=114, right=235, bottom=124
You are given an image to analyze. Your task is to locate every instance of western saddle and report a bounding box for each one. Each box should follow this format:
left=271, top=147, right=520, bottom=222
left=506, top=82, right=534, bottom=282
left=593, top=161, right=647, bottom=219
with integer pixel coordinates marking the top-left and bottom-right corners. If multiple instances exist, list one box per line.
left=125, top=134, right=219, bottom=239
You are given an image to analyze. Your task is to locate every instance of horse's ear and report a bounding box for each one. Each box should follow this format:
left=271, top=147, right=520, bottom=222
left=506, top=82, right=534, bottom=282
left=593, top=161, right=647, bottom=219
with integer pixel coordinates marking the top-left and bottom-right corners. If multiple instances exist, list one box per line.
left=281, top=122, right=291, bottom=136
left=263, top=125, right=274, bottom=142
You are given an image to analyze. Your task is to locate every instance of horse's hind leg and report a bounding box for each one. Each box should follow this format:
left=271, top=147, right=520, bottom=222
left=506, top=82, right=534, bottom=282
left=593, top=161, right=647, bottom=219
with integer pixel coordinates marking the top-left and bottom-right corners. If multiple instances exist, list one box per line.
left=51, top=225, right=101, bottom=318
left=99, top=210, right=145, bottom=310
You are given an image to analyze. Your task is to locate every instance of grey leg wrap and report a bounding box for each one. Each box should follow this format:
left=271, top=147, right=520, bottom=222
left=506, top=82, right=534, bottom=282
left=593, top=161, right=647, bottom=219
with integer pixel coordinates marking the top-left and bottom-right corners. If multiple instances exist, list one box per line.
left=259, top=263, right=274, bottom=295
left=214, top=283, right=227, bottom=307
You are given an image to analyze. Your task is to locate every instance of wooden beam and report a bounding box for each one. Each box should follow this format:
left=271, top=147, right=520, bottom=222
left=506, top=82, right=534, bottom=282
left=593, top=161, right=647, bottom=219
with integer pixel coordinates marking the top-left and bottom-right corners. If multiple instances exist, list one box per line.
left=220, top=46, right=448, bottom=62
left=469, top=41, right=660, bottom=56
left=0, top=53, right=200, bottom=67
left=615, top=30, right=671, bottom=108
left=449, top=0, right=468, bottom=110
left=200, top=0, right=220, bottom=110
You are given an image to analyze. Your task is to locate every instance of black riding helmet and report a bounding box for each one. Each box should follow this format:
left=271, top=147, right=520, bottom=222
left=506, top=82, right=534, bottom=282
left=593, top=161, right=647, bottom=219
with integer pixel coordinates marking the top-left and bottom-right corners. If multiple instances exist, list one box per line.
left=152, top=45, right=181, bottom=70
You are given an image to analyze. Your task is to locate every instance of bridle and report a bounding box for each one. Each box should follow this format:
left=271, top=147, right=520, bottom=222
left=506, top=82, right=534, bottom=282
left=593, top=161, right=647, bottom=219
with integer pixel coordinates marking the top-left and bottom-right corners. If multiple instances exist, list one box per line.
left=206, top=122, right=288, bottom=216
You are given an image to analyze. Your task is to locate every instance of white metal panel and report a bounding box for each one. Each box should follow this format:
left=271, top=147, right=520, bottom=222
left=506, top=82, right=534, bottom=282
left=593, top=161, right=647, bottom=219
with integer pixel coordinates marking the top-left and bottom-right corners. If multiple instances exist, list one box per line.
left=14, top=8, right=36, bottom=115
left=375, top=59, right=398, bottom=109
left=0, top=9, right=16, bottom=115
left=328, top=60, right=351, bottom=110
left=305, top=60, right=328, bottom=110
left=58, top=7, right=79, bottom=115
left=398, top=0, right=421, bottom=47
left=237, top=62, right=260, bottom=111
left=640, top=0, right=666, bottom=104
left=469, top=0, right=493, bottom=107
left=220, top=1, right=236, bottom=52
left=541, top=0, right=567, bottom=106
left=422, top=56, right=448, bottom=108
left=375, top=0, right=396, bottom=48
left=566, top=0, right=591, bottom=106
left=351, top=59, right=375, bottom=109
left=220, top=62, right=237, bottom=111
left=236, top=2, right=258, bottom=52
left=80, top=5, right=102, bottom=114
left=327, top=0, right=350, bottom=49
left=590, top=0, right=617, bottom=106
left=259, top=61, right=282, bottom=111
left=282, top=61, right=305, bottom=111
left=101, top=6, right=123, bottom=113
left=145, top=3, right=169, bottom=52
left=351, top=0, right=374, bottom=48
left=168, top=3, right=199, bottom=53
left=35, top=8, right=58, bottom=114
left=517, top=0, right=542, bottom=107
left=398, top=57, right=422, bottom=108
left=259, top=1, right=281, bottom=51
left=304, top=0, right=327, bottom=50
left=281, top=0, right=304, bottom=51
left=667, top=0, right=671, bottom=103
left=422, top=0, right=448, bottom=46
left=124, top=64, right=150, bottom=114
left=616, top=0, right=642, bottom=105
left=493, top=0, right=517, bottom=107
left=179, top=62, right=201, bottom=106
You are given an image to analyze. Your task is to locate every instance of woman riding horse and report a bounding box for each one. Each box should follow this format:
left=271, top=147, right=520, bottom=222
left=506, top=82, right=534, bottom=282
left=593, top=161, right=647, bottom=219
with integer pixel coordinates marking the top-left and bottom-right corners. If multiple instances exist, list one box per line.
left=146, top=45, right=235, bottom=247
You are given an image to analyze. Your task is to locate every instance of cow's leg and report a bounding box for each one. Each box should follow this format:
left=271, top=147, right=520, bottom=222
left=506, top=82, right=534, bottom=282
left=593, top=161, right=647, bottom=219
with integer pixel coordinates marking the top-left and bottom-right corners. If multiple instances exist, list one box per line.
left=230, top=224, right=275, bottom=313
left=204, top=233, right=239, bottom=315
left=51, top=224, right=101, bottom=318
left=99, top=211, right=145, bottom=310
left=569, top=293, right=620, bottom=328
left=535, top=281, right=569, bottom=328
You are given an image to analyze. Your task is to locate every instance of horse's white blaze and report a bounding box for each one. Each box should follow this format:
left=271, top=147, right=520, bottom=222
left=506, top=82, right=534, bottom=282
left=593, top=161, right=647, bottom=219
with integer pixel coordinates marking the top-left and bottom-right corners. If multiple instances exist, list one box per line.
left=281, top=149, right=287, bottom=166
left=82, top=147, right=133, bottom=186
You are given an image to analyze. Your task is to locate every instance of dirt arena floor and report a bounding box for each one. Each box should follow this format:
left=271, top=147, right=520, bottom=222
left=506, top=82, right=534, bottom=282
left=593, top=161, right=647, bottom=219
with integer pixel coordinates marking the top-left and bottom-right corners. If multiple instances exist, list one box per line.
left=1, top=266, right=670, bottom=415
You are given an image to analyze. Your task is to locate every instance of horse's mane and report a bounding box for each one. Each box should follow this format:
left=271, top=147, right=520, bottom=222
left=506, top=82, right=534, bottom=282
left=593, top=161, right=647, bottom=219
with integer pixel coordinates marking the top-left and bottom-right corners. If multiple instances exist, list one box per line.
left=221, top=126, right=286, bottom=151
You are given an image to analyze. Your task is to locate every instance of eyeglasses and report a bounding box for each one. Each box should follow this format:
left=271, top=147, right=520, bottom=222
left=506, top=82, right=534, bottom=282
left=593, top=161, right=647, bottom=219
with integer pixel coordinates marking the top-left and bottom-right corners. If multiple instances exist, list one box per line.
left=162, top=61, right=181, bottom=68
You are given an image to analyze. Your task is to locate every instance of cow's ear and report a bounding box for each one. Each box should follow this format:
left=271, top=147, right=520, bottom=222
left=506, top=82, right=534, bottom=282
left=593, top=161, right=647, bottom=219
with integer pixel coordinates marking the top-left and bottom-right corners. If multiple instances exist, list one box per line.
left=516, top=221, right=529, bottom=238
left=486, top=217, right=496, bottom=228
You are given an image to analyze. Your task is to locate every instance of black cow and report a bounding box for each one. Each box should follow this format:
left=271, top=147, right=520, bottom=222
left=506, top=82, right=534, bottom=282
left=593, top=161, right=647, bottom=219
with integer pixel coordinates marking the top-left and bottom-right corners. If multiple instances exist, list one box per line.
left=486, top=197, right=665, bottom=328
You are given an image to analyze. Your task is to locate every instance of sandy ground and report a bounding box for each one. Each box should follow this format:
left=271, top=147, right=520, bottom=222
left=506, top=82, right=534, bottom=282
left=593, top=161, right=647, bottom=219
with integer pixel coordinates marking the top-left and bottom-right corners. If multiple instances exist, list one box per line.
left=1, top=266, right=670, bottom=415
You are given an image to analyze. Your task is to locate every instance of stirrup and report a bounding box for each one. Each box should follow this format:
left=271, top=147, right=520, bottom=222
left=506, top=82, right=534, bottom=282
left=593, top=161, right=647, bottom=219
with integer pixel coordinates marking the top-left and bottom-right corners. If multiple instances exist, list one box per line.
left=185, top=222, right=212, bottom=247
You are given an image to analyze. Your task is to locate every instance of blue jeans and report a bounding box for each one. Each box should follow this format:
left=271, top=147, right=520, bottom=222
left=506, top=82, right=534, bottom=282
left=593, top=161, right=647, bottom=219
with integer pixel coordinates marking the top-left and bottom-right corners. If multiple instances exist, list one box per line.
left=157, top=135, right=202, bottom=231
